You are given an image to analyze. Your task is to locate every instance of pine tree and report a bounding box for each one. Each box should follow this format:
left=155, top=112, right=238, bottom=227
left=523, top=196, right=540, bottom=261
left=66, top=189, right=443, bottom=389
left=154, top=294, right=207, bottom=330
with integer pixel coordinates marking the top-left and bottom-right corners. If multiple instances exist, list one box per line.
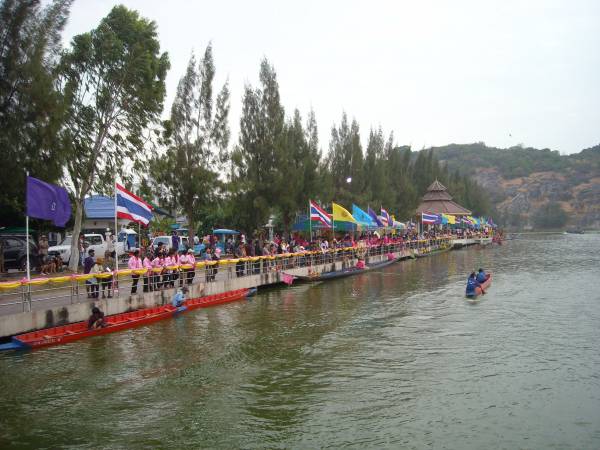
left=231, top=58, right=286, bottom=233
left=150, top=44, right=230, bottom=244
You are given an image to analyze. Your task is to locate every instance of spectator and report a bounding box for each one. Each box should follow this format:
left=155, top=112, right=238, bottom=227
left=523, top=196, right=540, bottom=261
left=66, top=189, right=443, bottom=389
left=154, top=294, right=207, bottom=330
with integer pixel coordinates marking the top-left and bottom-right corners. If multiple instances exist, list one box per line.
left=38, top=234, right=49, bottom=274
left=171, top=231, right=180, bottom=252
left=84, top=249, right=95, bottom=298
left=128, top=250, right=143, bottom=294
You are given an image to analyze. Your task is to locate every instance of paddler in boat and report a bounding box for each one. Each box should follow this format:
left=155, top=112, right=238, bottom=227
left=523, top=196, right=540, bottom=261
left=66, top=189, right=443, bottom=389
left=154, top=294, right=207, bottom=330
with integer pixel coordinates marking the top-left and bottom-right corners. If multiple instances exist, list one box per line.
left=466, top=272, right=485, bottom=296
left=88, top=306, right=107, bottom=329
left=476, top=268, right=488, bottom=283
left=172, top=286, right=188, bottom=308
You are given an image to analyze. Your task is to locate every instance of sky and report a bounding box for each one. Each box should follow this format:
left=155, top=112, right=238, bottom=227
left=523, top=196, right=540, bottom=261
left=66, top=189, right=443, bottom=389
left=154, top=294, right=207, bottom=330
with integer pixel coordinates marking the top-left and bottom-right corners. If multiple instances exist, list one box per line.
left=61, top=0, right=600, bottom=155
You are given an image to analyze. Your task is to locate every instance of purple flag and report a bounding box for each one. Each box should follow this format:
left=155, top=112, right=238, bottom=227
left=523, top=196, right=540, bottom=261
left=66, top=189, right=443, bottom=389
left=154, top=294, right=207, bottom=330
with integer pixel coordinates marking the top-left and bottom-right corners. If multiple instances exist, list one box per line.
left=26, top=176, right=71, bottom=227
left=367, top=207, right=384, bottom=227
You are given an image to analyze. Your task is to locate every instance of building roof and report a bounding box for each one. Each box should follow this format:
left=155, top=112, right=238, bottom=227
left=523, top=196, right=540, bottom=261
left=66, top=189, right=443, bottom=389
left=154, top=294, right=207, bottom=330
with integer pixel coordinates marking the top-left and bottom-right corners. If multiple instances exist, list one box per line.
left=84, top=195, right=172, bottom=219
left=422, top=180, right=453, bottom=201
left=84, top=195, right=114, bottom=219
left=415, top=180, right=472, bottom=215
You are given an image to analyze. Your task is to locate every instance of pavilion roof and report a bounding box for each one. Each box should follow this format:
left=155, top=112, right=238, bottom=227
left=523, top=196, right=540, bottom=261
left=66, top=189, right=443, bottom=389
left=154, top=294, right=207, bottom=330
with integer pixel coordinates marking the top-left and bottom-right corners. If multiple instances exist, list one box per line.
left=415, top=179, right=472, bottom=215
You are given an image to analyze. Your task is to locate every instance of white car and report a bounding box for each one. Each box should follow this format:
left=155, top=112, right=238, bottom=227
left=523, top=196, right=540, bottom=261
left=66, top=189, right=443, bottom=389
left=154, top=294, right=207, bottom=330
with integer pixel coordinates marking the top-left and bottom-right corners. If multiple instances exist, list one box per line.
left=152, top=235, right=189, bottom=252
left=49, top=233, right=125, bottom=265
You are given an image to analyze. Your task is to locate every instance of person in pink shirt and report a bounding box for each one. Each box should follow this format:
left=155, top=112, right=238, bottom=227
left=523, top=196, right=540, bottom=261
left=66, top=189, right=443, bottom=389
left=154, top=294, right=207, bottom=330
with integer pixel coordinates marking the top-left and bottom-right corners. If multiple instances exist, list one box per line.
left=142, top=249, right=153, bottom=292
left=128, top=250, right=143, bottom=294
left=151, top=253, right=164, bottom=290
left=183, top=249, right=196, bottom=285
left=165, top=249, right=178, bottom=288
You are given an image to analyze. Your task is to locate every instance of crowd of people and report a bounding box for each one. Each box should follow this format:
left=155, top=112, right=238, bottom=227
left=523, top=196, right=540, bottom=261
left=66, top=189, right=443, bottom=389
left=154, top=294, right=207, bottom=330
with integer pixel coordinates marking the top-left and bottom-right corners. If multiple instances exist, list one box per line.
left=75, top=225, right=495, bottom=298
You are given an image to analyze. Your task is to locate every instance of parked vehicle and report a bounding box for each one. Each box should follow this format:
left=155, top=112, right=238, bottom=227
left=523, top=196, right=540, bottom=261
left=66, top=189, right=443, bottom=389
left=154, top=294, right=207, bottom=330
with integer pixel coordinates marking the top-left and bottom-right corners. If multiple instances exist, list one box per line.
left=0, top=235, right=38, bottom=272
left=151, top=235, right=190, bottom=252
left=48, top=233, right=127, bottom=266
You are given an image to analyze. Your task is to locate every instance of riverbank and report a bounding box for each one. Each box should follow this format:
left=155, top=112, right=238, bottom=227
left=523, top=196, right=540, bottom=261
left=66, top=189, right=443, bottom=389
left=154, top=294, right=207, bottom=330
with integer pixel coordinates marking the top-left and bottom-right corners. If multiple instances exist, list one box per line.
left=0, top=238, right=484, bottom=339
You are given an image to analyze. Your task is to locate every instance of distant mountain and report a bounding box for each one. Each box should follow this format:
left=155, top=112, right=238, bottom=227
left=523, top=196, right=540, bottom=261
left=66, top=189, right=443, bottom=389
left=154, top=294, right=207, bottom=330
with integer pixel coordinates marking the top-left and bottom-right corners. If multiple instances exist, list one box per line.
left=429, top=143, right=600, bottom=229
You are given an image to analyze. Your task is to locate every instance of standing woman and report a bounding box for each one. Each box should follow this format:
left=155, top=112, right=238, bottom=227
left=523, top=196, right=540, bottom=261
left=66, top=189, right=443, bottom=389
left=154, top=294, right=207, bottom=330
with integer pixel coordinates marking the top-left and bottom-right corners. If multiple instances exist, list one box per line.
left=185, top=249, right=195, bottom=285
left=142, top=248, right=153, bottom=292
left=38, top=234, right=49, bottom=274
left=151, top=251, right=163, bottom=290
left=128, top=250, right=143, bottom=294
left=203, top=247, right=212, bottom=282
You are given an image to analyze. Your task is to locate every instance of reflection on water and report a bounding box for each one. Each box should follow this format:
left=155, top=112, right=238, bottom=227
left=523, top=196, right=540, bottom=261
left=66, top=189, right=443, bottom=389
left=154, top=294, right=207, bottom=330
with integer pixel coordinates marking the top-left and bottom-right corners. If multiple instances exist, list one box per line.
left=1, top=233, right=599, bottom=449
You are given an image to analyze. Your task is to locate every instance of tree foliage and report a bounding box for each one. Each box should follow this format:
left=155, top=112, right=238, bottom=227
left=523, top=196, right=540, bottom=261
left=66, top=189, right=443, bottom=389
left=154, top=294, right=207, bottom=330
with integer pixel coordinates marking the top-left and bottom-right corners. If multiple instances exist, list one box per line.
left=59, top=5, right=169, bottom=269
left=230, top=59, right=286, bottom=232
left=149, top=44, right=230, bottom=243
left=0, top=0, right=72, bottom=226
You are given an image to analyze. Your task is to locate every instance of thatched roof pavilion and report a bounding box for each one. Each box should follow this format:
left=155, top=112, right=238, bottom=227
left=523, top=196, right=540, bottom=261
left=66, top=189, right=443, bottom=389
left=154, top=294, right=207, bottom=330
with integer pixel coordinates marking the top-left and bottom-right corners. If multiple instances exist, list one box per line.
left=415, top=180, right=472, bottom=215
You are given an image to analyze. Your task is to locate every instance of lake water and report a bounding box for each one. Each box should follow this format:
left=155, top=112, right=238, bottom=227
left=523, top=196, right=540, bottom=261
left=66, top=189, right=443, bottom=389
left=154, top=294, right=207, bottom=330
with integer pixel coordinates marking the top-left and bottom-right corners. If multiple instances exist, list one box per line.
left=0, top=233, right=599, bottom=449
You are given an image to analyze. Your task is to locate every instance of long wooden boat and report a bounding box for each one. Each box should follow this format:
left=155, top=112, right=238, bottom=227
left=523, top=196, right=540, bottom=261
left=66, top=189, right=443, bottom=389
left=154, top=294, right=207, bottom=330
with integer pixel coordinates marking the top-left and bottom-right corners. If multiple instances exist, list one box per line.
left=2, top=288, right=256, bottom=351
left=367, top=256, right=399, bottom=270
left=416, top=244, right=452, bottom=258
left=295, top=256, right=399, bottom=282
left=465, top=273, right=492, bottom=299
left=295, top=266, right=367, bottom=282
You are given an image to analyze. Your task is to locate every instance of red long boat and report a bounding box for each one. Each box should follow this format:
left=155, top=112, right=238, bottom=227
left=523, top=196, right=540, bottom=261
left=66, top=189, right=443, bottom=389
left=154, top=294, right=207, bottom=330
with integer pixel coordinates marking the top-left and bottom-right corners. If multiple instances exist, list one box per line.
left=465, top=273, right=492, bottom=299
left=4, top=287, right=256, bottom=350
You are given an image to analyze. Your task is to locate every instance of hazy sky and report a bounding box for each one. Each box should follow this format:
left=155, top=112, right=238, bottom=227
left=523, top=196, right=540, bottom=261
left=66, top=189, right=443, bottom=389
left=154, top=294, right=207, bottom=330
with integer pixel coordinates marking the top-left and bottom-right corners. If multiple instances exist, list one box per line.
left=62, top=0, right=600, bottom=155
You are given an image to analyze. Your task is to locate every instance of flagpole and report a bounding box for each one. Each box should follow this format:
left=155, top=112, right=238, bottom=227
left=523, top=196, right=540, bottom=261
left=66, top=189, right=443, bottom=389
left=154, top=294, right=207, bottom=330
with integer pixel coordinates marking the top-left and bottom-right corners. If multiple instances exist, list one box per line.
left=331, top=202, right=335, bottom=241
left=25, top=171, right=31, bottom=281
left=114, top=180, right=118, bottom=271
left=308, top=200, right=312, bottom=243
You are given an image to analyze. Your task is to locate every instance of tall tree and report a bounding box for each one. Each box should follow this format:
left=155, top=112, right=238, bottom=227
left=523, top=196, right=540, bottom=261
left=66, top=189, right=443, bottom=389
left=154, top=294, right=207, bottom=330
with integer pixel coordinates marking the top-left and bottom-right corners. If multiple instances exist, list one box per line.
left=150, top=45, right=230, bottom=244
left=59, top=5, right=169, bottom=271
left=231, top=58, right=285, bottom=232
left=0, top=0, right=72, bottom=225
left=275, top=109, right=321, bottom=232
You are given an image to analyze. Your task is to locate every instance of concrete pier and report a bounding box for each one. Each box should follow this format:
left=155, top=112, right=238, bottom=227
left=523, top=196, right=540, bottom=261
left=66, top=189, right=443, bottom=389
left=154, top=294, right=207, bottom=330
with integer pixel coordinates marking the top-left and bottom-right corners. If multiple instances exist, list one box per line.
left=0, top=243, right=460, bottom=339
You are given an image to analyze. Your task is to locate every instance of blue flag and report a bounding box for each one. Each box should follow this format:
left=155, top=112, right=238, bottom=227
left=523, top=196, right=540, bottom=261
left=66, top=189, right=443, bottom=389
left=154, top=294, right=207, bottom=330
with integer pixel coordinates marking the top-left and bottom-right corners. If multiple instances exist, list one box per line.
left=26, top=176, right=71, bottom=227
left=352, top=204, right=376, bottom=227
left=367, top=207, right=384, bottom=227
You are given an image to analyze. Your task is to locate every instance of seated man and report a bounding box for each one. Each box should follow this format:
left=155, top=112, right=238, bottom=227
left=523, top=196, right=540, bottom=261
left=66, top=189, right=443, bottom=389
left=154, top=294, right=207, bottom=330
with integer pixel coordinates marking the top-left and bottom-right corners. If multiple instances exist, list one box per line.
left=476, top=268, right=488, bottom=283
left=172, top=286, right=188, bottom=308
left=466, top=272, right=484, bottom=296
left=88, top=306, right=107, bottom=329
left=53, top=255, right=64, bottom=272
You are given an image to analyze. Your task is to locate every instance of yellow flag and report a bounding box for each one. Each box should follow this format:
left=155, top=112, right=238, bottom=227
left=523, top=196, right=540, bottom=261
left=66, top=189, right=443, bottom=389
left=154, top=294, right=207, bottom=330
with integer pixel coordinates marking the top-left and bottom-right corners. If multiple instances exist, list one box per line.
left=444, top=213, right=456, bottom=224
left=332, top=202, right=357, bottom=223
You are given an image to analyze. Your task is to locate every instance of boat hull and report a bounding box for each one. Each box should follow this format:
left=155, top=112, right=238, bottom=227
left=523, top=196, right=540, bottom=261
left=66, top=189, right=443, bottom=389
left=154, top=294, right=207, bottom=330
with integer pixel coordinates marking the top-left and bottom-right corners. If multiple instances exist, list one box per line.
left=296, top=267, right=367, bottom=282
left=10, top=288, right=255, bottom=350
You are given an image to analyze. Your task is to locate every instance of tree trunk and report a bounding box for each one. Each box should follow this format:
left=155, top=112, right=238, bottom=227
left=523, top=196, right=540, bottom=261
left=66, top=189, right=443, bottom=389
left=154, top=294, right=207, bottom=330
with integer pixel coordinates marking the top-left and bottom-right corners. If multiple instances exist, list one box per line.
left=187, top=211, right=195, bottom=252
left=68, top=194, right=85, bottom=272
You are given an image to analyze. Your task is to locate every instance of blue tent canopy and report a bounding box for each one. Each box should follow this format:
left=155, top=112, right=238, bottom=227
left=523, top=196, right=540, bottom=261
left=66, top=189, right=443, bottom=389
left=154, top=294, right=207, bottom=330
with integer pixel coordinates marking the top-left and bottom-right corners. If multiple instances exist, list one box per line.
left=212, top=229, right=240, bottom=235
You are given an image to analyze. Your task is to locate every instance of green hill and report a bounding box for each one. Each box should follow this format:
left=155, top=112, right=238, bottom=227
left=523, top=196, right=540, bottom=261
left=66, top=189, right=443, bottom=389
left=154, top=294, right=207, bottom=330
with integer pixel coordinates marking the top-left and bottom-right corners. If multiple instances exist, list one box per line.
left=429, top=143, right=600, bottom=230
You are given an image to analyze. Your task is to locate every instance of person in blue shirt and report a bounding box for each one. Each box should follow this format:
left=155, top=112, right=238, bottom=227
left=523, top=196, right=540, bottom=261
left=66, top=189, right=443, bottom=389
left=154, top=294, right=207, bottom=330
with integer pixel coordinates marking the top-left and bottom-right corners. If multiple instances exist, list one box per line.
left=172, top=286, right=188, bottom=308
left=476, top=268, right=488, bottom=283
left=466, top=272, right=484, bottom=296
left=171, top=231, right=180, bottom=252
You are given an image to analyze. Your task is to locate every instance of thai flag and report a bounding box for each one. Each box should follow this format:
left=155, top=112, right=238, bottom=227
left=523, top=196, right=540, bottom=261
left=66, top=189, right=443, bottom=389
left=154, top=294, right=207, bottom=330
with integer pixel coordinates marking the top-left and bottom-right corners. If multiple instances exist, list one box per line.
left=421, top=213, right=439, bottom=224
left=309, top=200, right=332, bottom=228
left=116, top=183, right=154, bottom=226
left=381, top=208, right=392, bottom=227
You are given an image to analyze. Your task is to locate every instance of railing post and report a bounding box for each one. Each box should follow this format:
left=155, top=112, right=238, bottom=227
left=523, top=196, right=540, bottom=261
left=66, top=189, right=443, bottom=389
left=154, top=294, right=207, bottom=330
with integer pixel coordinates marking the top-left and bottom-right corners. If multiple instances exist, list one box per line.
left=27, top=284, right=32, bottom=312
left=21, top=283, right=27, bottom=312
